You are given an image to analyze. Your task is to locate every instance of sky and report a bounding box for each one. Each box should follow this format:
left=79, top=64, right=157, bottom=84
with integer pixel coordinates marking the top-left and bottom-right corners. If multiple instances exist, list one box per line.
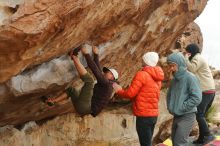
left=195, top=0, right=220, bottom=69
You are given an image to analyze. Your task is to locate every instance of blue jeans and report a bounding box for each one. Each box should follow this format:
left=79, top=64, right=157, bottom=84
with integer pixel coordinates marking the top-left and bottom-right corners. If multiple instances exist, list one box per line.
left=136, top=116, right=157, bottom=146
left=196, top=92, right=215, bottom=138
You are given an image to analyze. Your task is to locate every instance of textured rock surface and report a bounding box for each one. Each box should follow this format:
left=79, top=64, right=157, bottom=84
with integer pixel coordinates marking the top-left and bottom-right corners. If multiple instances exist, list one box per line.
left=0, top=91, right=171, bottom=146
left=213, top=69, right=220, bottom=79
left=0, top=107, right=140, bottom=146
left=174, top=22, right=203, bottom=52
left=159, top=22, right=204, bottom=82
left=212, top=80, right=220, bottom=123
left=0, top=0, right=207, bottom=83
left=0, top=0, right=208, bottom=126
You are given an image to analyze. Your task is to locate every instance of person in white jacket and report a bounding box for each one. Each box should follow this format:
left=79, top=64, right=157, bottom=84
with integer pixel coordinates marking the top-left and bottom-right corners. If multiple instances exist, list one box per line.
left=185, top=43, right=216, bottom=145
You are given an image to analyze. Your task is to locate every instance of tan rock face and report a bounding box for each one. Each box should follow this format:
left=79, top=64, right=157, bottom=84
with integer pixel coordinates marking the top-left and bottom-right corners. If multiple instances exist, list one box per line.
left=0, top=108, right=140, bottom=146
left=0, top=91, right=171, bottom=146
left=174, top=22, right=203, bottom=52
left=0, top=0, right=207, bottom=127
left=0, top=0, right=206, bottom=83
left=212, top=80, right=220, bottom=123
left=158, top=22, right=203, bottom=83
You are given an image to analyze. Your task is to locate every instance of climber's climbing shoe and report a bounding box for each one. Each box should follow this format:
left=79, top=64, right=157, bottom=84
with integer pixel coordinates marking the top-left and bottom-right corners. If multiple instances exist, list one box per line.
left=41, top=96, right=55, bottom=106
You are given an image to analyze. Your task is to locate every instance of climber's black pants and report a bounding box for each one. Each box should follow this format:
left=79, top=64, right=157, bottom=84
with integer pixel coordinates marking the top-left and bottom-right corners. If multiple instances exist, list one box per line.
left=136, top=116, right=157, bottom=146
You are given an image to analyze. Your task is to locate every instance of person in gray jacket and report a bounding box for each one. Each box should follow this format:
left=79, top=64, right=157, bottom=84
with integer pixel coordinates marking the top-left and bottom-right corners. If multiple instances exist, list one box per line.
left=185, top=44, right=216, bottom=144
left=166, top=52, right=202, bottom=146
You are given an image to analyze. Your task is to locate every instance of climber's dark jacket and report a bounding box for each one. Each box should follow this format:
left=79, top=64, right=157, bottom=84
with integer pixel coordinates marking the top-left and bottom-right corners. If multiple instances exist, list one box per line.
left=84, top=54, right=115, bottom=117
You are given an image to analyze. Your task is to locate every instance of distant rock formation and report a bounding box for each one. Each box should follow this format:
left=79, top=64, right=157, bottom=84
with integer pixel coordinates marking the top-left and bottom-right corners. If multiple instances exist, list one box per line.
left=174, top=22, right=203, bottom=52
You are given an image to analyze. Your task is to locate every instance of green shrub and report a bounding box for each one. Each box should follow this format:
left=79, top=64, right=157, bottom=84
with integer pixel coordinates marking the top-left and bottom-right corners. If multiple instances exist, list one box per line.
left=205, top=105, right=217, bottom=123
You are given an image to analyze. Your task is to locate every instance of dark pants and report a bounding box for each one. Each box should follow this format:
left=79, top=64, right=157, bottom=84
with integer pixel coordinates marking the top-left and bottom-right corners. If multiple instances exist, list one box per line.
left=196, top=92, right=215, bottom=138
left=136, top=116, right=157, bottom=146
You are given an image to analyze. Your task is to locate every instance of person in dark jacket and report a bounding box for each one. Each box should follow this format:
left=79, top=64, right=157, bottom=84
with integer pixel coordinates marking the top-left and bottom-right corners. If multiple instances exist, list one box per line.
left=42, top=45, right=118, bottom=117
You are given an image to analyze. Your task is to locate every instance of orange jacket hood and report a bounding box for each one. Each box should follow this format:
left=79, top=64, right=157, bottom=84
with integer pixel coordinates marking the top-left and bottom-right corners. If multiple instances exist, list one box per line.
left=142, top=66, right=164, bottom=82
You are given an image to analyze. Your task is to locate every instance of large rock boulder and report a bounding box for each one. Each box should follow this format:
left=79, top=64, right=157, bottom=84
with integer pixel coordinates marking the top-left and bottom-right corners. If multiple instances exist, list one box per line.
left=0, top=106, right=140, bottom=146
left=174, top=22, right=203, bottom=52
left=0, top=0, right=207, bottom=127
left=0, top=90, right=171, bottom=146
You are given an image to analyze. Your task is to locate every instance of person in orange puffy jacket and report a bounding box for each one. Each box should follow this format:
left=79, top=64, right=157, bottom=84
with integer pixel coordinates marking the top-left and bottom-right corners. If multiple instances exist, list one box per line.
left=113, top=52, right=164, bottom=146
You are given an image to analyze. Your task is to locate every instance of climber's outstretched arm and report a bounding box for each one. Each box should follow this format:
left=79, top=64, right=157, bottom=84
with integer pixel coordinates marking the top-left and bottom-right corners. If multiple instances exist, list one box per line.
left=69, top=50, right=87, bottom=77
left=45, top=51, right=86, bottom=104
left=81, top=47, right=108, bottom=84
left=92, top=45, right=102, bottom=71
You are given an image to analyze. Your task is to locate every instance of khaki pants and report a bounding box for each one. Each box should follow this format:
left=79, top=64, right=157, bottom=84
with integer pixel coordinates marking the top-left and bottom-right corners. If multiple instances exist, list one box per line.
left=66, top=73, right=94, bottom=116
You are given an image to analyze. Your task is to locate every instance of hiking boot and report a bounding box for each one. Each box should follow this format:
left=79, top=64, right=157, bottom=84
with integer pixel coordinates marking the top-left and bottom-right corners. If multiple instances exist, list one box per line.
left=203, top=135, right=215, bottom=145
left=41, top=96, right=55, bottom=106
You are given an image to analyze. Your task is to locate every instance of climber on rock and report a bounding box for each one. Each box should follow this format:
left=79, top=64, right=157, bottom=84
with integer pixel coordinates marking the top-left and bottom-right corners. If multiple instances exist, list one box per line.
left=41, top=45, right=119, bottom=117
